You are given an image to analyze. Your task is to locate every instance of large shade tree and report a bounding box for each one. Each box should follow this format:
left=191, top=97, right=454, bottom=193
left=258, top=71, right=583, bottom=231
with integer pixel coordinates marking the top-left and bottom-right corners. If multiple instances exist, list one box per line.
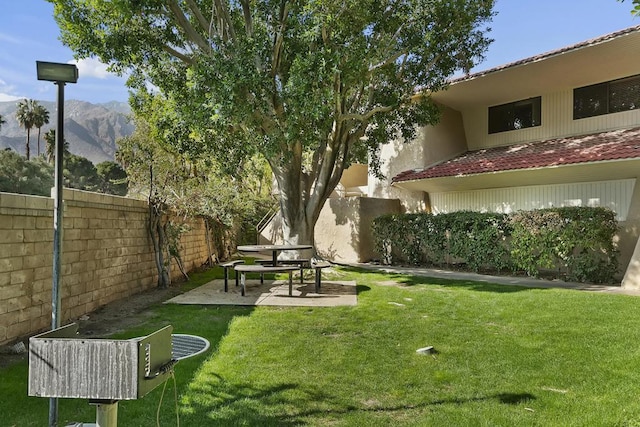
left=50, top=0, right=495, bottom=248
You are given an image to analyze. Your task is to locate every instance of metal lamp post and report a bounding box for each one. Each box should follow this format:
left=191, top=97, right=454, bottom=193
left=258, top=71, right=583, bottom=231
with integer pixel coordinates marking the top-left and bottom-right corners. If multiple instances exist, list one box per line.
left=36, top=60, right=78, bottom=427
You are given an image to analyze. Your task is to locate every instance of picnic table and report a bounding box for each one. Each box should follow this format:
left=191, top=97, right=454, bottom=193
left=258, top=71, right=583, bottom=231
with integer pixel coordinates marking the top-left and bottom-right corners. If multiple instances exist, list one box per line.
left=235, top=244, right=313, bottom=296
left=236, top=244, right=312, bottom=266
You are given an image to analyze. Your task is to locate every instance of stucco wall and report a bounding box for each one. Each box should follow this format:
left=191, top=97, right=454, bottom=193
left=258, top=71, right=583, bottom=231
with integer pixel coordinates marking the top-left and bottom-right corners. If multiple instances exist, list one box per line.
left=258, top=198, right=401, bottom=263
left=315, top=197, right=401, bottom=263
left=369, top=105, right=468, bottom=212
left=0, top=189, right=214, bottom=345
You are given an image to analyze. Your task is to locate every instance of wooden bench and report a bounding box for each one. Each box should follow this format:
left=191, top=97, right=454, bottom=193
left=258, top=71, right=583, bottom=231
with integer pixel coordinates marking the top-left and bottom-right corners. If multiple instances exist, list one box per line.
left=234, top=264, right=299, bottom=296
left=220, top=260, right=244, bottom=292
left=311, top=261, right=331, bottom=293
left=255, top=258, right=309, bottom=283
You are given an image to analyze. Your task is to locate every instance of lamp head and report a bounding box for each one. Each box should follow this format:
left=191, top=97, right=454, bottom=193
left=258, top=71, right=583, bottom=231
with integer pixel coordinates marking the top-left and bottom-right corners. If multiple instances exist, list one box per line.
left=36, top=61, right=78, bottom=84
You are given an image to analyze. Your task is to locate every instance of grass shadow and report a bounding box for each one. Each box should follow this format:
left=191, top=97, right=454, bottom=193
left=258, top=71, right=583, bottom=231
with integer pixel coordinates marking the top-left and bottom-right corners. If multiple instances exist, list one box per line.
left=273, top=389, right=538, bottom=423
left=397, top=275, right=535, bottom=293
left=344, top=265, right=545, bottom=293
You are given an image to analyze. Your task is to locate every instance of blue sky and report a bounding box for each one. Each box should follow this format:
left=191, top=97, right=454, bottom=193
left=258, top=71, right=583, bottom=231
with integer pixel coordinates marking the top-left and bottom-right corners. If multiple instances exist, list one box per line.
left=0, top=1, right=637, bottom=105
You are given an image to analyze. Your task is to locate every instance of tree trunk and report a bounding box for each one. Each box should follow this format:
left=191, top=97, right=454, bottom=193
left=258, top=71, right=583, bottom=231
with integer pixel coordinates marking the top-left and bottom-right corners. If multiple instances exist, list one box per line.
left=280, top=202, right=315, bottom=246
left=268, top=115, right=355, bottom=256
left=37, top=128, right=41, bottom=156
left=25, top=129, right=31, bottom=161
left=148, top=202, right=170, bottom=288
left=274, top=156, right=336, bottom=258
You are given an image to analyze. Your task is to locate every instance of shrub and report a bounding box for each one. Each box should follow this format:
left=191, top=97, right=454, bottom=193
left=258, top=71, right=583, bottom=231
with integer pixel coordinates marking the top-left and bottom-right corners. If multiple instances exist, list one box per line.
left=371, top=207, right=619, bottom=283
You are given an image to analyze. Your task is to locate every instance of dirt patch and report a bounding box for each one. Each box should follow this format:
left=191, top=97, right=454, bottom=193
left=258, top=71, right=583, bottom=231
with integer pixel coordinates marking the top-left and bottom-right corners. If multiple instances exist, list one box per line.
left=0, top=285, right=183, bottom=369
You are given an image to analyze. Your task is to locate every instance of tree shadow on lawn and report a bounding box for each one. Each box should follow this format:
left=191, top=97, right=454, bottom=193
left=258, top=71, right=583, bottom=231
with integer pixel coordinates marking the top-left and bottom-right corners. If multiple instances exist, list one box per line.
left=177, top=374, right=537, bottom=426
left=294, top=390, right=537, bottom=417
left=346, top=266, right=539, bottom=294
left=395, top=275, right=538, bottom=293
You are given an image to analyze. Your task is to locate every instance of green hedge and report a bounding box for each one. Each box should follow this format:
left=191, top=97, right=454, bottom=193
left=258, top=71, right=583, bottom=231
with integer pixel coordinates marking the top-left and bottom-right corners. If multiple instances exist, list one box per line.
left=371, top=207, right=619, bottom=284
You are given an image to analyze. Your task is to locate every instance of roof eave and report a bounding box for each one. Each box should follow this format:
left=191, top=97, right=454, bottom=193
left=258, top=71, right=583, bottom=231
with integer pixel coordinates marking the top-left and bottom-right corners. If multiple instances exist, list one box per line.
left=392, top=158, right=640, bottom=193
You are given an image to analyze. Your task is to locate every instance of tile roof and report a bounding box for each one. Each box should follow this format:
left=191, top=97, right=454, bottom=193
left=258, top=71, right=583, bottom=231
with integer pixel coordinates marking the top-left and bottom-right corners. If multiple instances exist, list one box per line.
left=451, top=25, right=640, bottom=83
left=392, top=127, right=640, bottom=184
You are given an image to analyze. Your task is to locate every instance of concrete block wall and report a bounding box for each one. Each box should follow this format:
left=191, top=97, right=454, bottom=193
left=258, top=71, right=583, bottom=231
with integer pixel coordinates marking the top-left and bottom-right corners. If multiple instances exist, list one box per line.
left=0, top=189, right=213, bottom=345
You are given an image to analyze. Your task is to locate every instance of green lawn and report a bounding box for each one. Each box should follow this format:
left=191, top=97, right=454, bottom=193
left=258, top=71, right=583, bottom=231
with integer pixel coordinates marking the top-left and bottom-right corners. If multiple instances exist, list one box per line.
left=3, top=267, right=640, bottom=426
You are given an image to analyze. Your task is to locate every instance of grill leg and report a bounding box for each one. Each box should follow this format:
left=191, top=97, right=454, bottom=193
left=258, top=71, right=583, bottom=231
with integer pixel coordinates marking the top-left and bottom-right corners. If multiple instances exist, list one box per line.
left=224, top=267, right=229, bottom=292
left=92, top=400, right=118, bottom=427
left=241, top=272, right=246, bottom=296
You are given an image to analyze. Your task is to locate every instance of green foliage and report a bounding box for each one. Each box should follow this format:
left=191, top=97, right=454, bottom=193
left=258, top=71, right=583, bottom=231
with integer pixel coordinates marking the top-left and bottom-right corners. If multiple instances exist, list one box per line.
left=64, top=153, right=100, bottom=191
left=371, top=213, right=403, bottom=265
left=620, top=0, right=640, bottom=15
left=96, top=161, right=128, bottom=196
left=509, top=207, right=618, bottom=283
left=373, top=211, right=510, bottom=272
left=116, top=109, right=276, bottom=247
left=0, top=149, right=53, bottom=196
left=50, top=0, right=496, bottom=243
left=372, top=207, right=619, bottom=283
left=0, top=145, right=128, bottom=197
left=445, top=211, right=511, bottom=272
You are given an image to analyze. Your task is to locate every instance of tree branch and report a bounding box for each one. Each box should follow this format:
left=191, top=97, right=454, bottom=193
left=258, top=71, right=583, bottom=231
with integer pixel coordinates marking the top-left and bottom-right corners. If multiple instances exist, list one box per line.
left=184, top=0, right=210, bottom=36
left=271, top=1, right=290, bottom=75
left=167, top=0, right=211, bottom=52
left=240, top=0, right=253, bottom=36
left=340, top=105, right=395, bottom=123
left=369, top=50, right=407, bottom=73
left=212, top=0, right=236, bottom=41
left=162, top=45, right=195, bottom=65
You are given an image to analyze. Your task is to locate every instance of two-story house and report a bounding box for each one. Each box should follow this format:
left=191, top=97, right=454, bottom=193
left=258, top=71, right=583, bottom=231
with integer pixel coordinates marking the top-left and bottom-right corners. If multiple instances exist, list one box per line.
left=368, top=25, right=640, bottom=287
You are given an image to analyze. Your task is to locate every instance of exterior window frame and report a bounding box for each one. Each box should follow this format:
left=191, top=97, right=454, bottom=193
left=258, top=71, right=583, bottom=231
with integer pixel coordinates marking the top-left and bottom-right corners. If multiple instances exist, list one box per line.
left=488, top=97, right=542, bottom=134
left=574, top=74, right=640, bottom=120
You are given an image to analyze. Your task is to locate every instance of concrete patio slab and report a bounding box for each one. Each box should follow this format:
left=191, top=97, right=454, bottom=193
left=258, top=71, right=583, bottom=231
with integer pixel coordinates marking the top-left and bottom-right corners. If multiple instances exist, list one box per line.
left=165, top=279, right=358, bottom=307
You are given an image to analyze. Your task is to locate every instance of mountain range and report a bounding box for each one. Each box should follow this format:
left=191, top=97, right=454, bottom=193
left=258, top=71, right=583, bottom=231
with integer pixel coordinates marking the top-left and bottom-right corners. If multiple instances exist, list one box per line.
left=0, top=100, right=134, bottom=164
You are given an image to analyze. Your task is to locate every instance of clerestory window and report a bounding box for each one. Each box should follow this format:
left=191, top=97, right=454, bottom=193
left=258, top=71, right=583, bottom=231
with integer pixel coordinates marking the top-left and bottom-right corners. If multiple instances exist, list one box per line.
left=574, top=74, right=640, bottom=119
left=488, top=97, right=541, bottom=134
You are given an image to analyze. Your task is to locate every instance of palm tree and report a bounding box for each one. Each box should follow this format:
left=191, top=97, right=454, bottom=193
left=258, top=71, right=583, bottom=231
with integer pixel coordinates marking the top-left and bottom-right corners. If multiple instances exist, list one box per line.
left=44, top=129, right=56, bottom=164
left=33, top=104, right=50, bottom=157
left=44, top=129, right=70, bottom=164
left=15, top=99, right=38, bottom=160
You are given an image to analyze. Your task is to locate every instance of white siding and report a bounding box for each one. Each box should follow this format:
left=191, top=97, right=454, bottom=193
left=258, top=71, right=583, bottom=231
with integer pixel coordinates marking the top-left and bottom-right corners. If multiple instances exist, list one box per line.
left=430, top=179, right=635, bottom=220
left=463, top=90, right=640, bottom=150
